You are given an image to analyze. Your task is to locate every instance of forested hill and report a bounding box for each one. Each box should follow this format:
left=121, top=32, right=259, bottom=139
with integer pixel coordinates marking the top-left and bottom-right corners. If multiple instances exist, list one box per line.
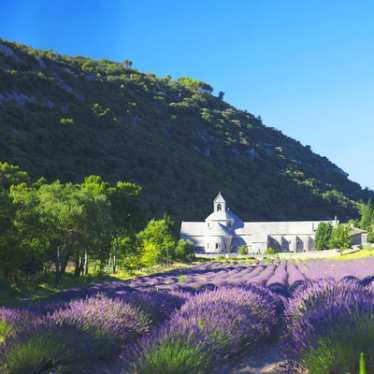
left=0, top=38, right=372, bottom=221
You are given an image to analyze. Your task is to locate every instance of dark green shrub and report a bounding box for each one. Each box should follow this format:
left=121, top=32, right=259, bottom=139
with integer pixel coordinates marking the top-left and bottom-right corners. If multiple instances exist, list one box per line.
left=175, top=240, right=194, bottom=261
left=1, top=327, right=94, bottom=374
left=315, top=222, right=333, bottom=250
left=302, top=316, right=374, bottom=374
left=329, top=224, right=352, bottom=249
left=237, top=245, right=248, bottom=255
left=138, top=218, right=177, bottom=266
left=265, top=247, right=275, bottom=255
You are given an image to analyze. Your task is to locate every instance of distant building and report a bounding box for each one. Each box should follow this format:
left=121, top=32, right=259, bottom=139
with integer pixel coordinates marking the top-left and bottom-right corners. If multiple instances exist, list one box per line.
left=180, top=192, right=367, bottom=254
left=350, top=227, right=368, bottom=247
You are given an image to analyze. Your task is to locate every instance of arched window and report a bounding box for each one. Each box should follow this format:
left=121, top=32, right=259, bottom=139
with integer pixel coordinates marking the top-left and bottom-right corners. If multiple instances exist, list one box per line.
left=215, top=243, right=219, bottom=249
left=217, top=203, right=222, bottom=211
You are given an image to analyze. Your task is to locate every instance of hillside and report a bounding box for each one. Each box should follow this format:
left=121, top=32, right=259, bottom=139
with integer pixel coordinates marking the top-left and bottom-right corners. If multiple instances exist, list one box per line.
left=0, top=38, right=372, bottom=222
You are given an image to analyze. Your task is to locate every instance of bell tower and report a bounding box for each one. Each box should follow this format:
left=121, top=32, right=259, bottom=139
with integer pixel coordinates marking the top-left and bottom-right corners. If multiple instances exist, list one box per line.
left=214, top=192, right=226, bottom=213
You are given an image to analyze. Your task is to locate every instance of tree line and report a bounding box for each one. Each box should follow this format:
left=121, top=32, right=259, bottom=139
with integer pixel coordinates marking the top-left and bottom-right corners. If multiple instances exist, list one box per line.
left=315, top=200, right=374, bottom=251
left=357, top=200, right=374, bottom=242
left=0, top=162, right=193, bottom=284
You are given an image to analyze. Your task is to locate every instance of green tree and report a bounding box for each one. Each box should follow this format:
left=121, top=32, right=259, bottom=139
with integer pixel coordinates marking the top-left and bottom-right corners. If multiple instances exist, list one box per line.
left=34, top=181, right=85, bottom=282
left=359, top=200, right=374, bottom=230
left=0, top=188, right=18, bottom=278
left=368, top=225, right=374, bottom=243
left=107, top=181, right=143, bottom=273
left=0, top=162, right=29, bottom=189
left=9, top=183, right=48, bottom=280
left=175, top=240, right=194, bottom=261
left=329, top=224, right=352, bottom=250
left=315, top=222, right=333, bottom=250
left=177, top=76, right=213, bottom=94
left=138, top=217, right=176, bottom=266
left=237, top=245, right=248, bottom=255
left=76, top=176, right=113, bottom=275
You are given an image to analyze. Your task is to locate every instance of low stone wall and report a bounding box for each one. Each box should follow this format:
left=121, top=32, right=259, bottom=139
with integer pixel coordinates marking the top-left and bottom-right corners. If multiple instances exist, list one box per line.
left=195, top=249, right=340, bottom=261
left=276, top=249, right=338, bottom=260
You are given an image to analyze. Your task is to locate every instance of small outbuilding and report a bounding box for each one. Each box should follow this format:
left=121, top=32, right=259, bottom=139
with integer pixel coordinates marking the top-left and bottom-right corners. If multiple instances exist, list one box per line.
left=350, top=227, right=368, bottom=247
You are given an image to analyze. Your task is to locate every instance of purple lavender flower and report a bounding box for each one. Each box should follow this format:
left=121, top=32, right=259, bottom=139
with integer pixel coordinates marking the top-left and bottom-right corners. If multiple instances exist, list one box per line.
left=0, top=320, right=102, bottom=373
left=49, top=293, right=151, bottom=356
left=120, top=289, right=189, bottom=325
left=130, top=286, right=281, bottom=372
left=284, top=279, right=374, bottom=355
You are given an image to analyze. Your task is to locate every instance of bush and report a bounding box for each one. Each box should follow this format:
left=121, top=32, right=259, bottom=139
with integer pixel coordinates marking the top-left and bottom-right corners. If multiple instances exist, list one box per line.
left=0, top=324, right=95, bottom=373
left=329, top=224, right=352, bottom=249
left=315, top=222, right=333, bottom=250
left=302, top=316, right=374, bottom=373
left=140, top=241, right=160, bottom=267
left=49, top=293, right=151, bottom=358
left=0, top=308, right=33, bottom=344
left=134, top=339, right=208, bottom=374
left=175, top=240, right=194, bottom=261
left=265, top=247, right=275, bottom=255
left=285, top=279, right=374, bottom=363
left=237, top=245, right=248, bottom=255
left=368, top=224, right=374, bottom=243
left=138, top=218, right=176, bottom=266
left=121, top=289, right=188, bottom=325
left=133, top=286, right=281, bottom=372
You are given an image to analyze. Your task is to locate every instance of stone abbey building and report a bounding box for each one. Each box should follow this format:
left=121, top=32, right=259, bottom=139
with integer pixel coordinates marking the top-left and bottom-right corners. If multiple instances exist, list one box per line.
left=180, top=193, right=367, bottom=254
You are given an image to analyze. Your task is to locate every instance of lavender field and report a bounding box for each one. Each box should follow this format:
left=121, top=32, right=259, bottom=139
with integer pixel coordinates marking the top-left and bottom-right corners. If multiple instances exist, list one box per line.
left=123, top=257, right=374, bottom=296
left=2, top=258, right=374, bottom=373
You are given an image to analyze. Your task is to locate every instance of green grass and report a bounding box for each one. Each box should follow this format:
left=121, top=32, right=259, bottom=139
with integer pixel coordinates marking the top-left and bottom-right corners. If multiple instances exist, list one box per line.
left=177, top=275, right=187, bottom=283
left=330, top=247, right=374, bottom=261
left=259, top=247, right=374, bottom=262
left=197, top=256, right=256, bottom=265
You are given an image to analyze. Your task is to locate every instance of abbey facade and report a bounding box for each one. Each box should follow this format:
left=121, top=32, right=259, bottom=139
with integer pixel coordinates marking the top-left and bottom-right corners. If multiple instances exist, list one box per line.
left=180, top=193, right=366, bottom=254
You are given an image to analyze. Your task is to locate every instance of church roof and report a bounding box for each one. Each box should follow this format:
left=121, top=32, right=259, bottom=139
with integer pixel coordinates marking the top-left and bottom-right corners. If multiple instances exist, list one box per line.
left=205, top=222, right=233, bottom=236
left=235, top=221, right=334, bottom=236
left=180, top=222, right=205, bottom=236
left=205, top=209, right=233, bottom=222
left=214, top=192, right=225, bottom=203
left=351, top=227, right=368, bottom=235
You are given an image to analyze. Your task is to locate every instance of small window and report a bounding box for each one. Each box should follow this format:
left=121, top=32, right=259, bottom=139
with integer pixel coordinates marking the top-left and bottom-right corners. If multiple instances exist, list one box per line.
left=217, top=204, right=222, bottom=211
left=215, top=243, right=219, bottom=249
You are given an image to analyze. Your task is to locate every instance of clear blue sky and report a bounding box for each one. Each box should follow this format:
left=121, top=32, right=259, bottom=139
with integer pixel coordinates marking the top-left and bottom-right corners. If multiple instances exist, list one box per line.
left=1, top=0, right=373, bottom=189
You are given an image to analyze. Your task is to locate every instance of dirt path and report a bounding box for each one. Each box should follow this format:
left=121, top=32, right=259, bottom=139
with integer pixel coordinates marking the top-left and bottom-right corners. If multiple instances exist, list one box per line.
left=95, top=343, right=305, bottom=374
left=215, top=344, right=304, bottom=374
